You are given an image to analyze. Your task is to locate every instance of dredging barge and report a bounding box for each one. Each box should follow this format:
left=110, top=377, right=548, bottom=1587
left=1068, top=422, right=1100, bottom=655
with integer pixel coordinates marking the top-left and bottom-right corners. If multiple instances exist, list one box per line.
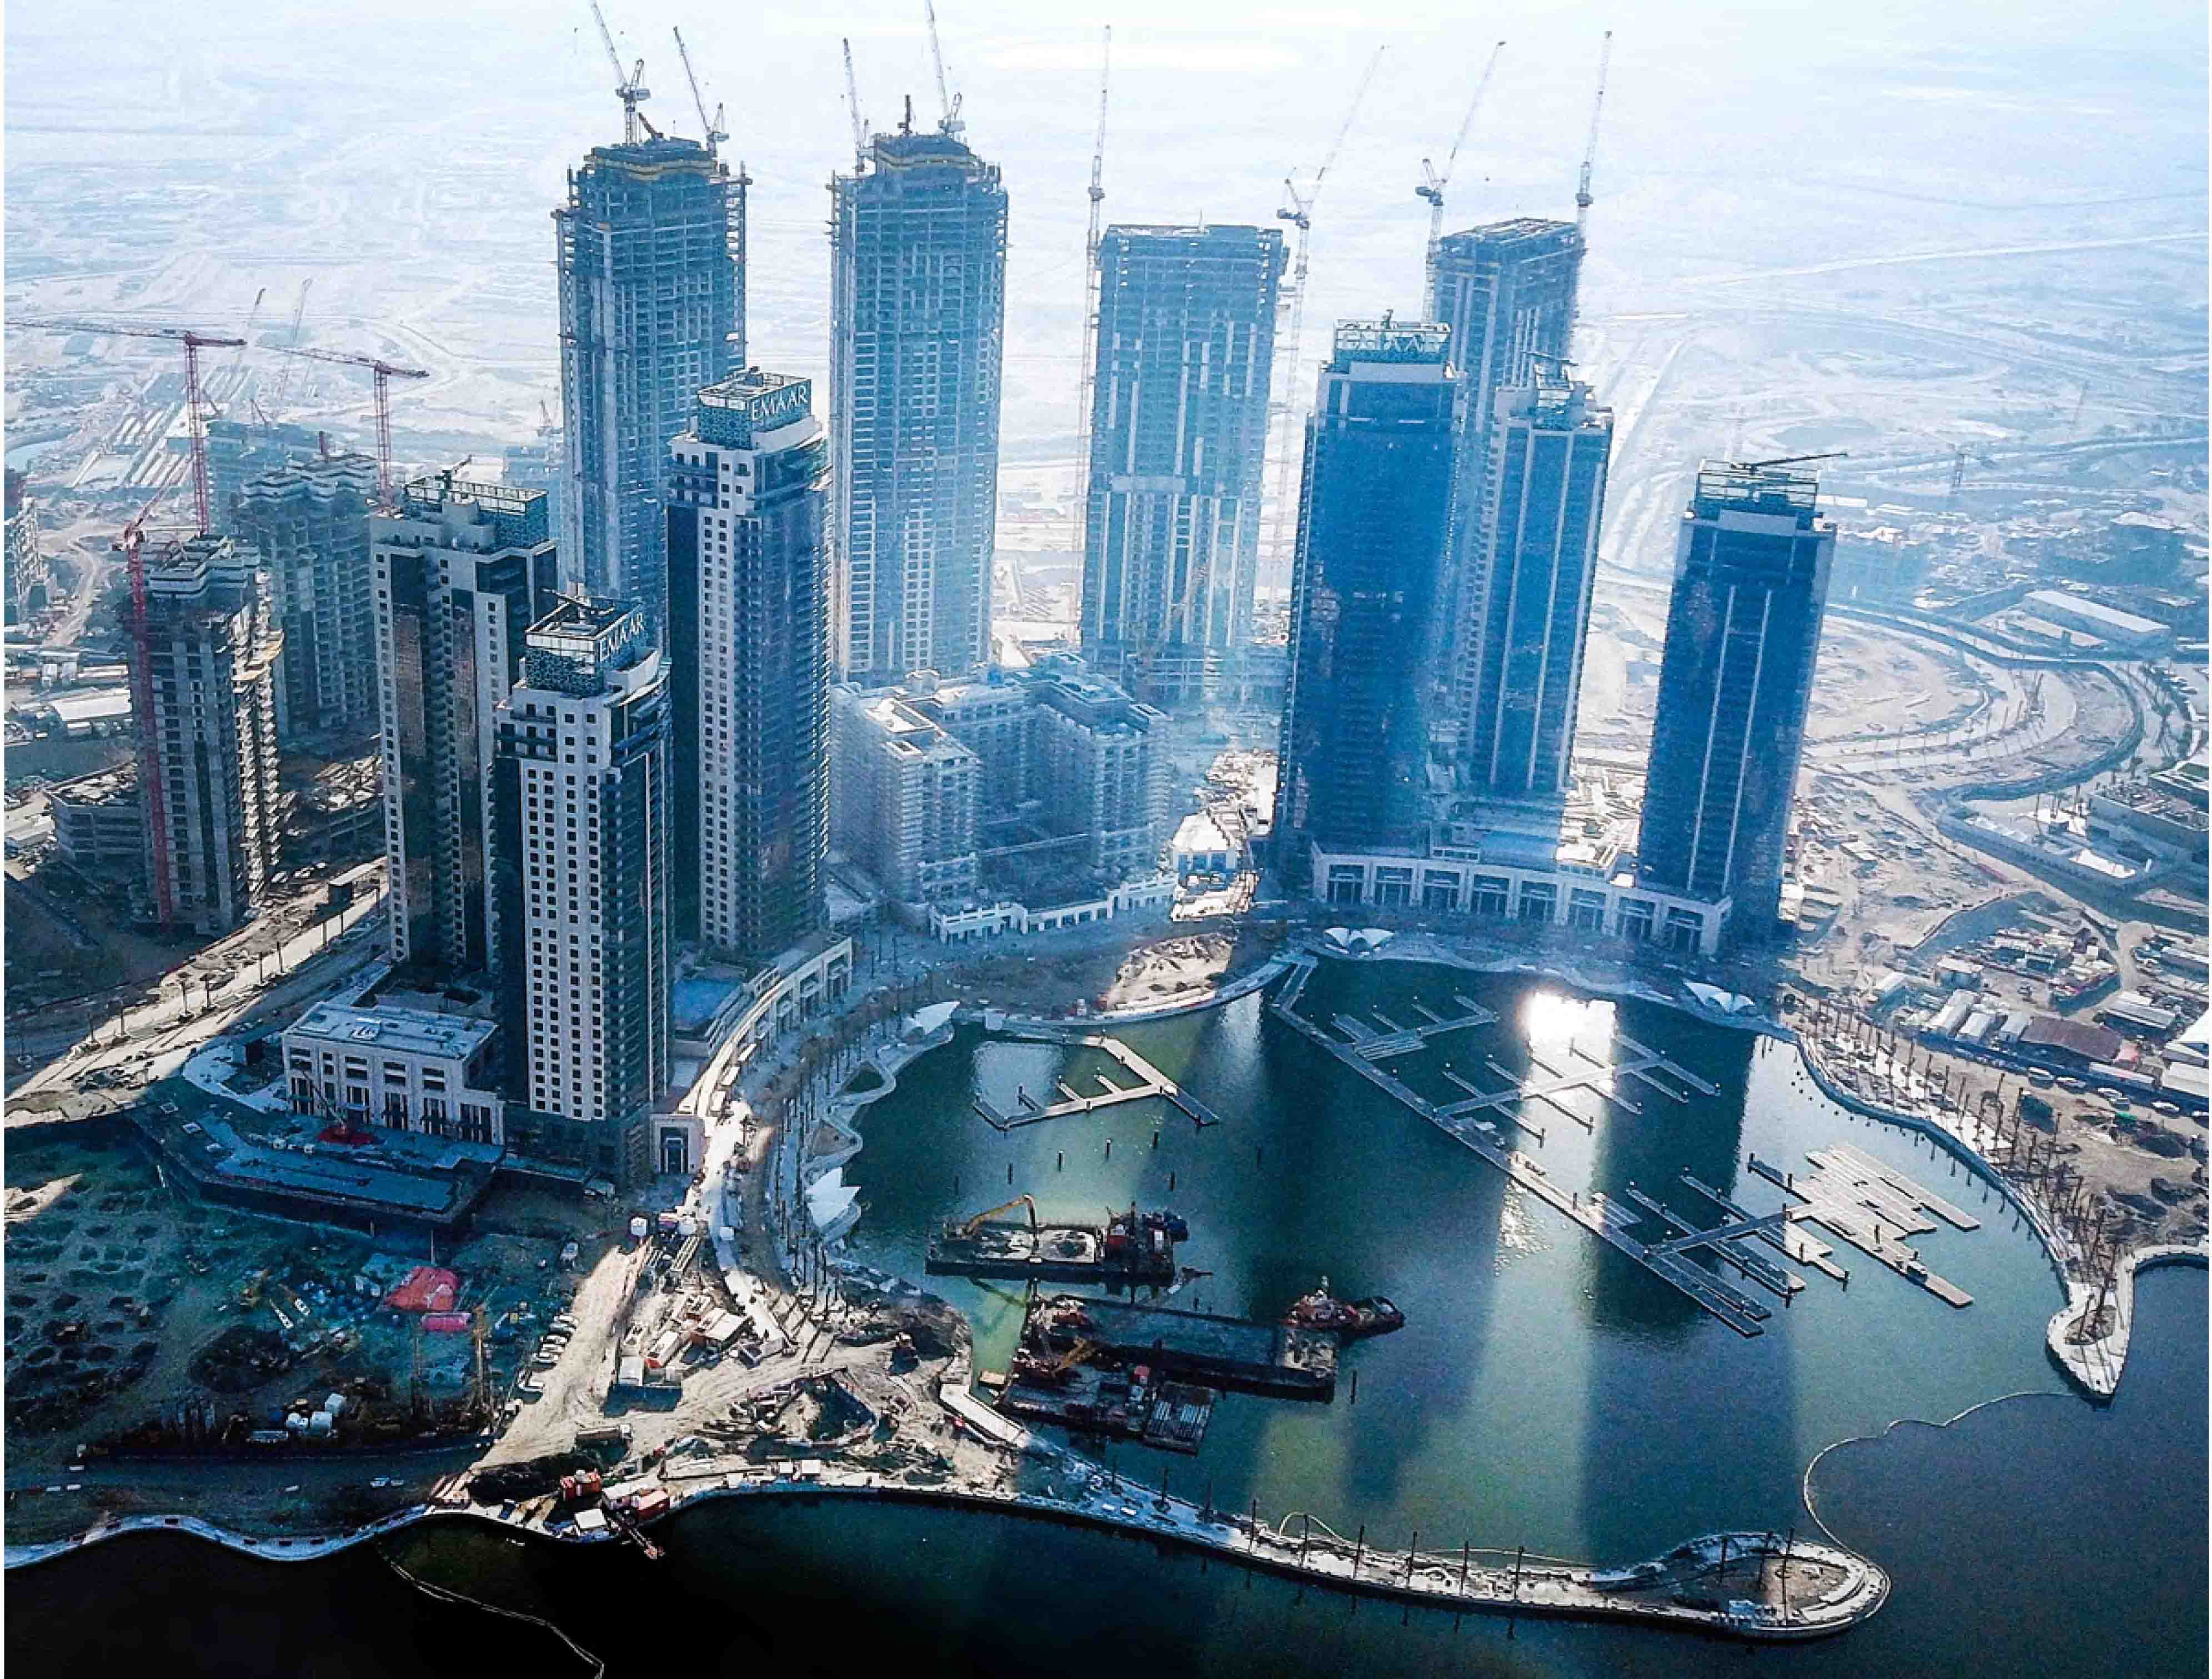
left=1019, top=1292, right=1340, bottom=1400
left=926, top=1197, right=1187, bottom=1288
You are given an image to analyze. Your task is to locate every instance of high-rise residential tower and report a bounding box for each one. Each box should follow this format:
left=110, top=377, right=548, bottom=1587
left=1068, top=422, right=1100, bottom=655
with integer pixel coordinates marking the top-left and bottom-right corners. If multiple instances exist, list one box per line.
left=1453, top=380, right=1613, bottom=811
left=1428, top=219, right=1584, bottom=757
left=233, top=449, right=379, bottom=740
left=830, top=124, right=1007, bottom=683
left=1079, top=224, right=1285, bottom=708
left=491, top=597, right=671, bottom=1187
left=667, top=370, right=831, bottom=963
left=131, top=535, right=285, bottom=934
left=371, top=475, right=559, bottom=977
left=558, top=136, right=746, bottom=644
left=1273, top=321, right=1457, bottom=891
left=1638, top=460, right=1835, bottom=936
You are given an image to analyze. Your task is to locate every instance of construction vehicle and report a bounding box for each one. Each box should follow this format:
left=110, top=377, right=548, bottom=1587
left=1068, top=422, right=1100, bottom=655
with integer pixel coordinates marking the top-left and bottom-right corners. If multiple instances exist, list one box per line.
left=958, top=1193, right=1037, bottom=1238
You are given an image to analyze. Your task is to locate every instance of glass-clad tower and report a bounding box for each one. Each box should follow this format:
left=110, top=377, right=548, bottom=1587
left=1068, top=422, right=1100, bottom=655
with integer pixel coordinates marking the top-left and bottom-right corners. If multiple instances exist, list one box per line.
left=1273, top=321, right=1457, bottom=890
left=1638, top=460, right=1835, bottom=934
left=557, top=136, right=746, bottom=645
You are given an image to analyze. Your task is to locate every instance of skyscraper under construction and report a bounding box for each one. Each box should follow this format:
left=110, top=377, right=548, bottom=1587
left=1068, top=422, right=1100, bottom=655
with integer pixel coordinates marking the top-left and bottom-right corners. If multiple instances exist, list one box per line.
left=830, top=120, right=1007, bottom=684
left=556, top=135, right=746, bottom=646
left=1079, top=224, right=1285, bottom=709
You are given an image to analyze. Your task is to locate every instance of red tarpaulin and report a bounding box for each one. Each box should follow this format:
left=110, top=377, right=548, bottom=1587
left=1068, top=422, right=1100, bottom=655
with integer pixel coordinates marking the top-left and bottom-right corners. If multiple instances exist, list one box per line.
left=422, top=1311, right=472, bottom=1334
left=383, top=1266, right=459, bottom=1313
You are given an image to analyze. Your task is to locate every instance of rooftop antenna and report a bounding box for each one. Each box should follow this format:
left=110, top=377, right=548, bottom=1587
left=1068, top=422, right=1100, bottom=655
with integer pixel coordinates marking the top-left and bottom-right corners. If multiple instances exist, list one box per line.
left=1071, top=26, right=1111, bottom=560
left=925, top=1, right=964, bottom=138
left=672, top=27, right=726, bottom=152
left=841, top=39, right=868, bottom=170
left=588, top=0, right=651, bottom=144
left=1417, top=40, right=1506, bottom=311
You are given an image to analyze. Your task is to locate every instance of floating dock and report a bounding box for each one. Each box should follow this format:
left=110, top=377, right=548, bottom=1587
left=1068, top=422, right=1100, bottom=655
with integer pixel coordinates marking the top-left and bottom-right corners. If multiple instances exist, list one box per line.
left=1022, top=1293, right=1338, bottom=1400
left=1749, top=1150, right=1975, bottom=1308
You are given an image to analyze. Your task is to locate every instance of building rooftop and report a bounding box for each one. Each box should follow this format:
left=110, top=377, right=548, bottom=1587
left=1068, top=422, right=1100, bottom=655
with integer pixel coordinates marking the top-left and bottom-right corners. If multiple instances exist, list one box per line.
left=2023, top=590, right=2168, bottom=639
left=1331, top=318, right=1451, bottom=366
left=1694, top=460, right=1824, bottom=520
left=287, top=1001, right=497, bottom=1063
left=1434, top=217, right=1579, bottom=255
left=693, top=369, right=815, bottom=448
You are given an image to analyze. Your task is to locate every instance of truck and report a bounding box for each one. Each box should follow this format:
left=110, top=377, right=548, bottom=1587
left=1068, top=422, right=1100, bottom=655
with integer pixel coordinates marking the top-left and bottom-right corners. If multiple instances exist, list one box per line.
left=576, top=1422, right=632, bottom=1450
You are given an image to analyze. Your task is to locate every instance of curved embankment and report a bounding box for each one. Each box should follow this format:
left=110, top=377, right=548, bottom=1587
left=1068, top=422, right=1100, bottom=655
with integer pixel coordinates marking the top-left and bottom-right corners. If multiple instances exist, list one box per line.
left=2, top=1469, right=1889, bottom=1642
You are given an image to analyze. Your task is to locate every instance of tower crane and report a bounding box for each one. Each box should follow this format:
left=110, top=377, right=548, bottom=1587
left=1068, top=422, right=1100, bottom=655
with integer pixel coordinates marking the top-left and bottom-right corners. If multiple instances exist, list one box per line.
left=14, top=318, right=247, bottom=533
left=925, top=1, right=964, bottom=138
left=264, top=279, right=314, bottom=421
left=1572, top=31, right=1613, bottom=237
left=265, top=345, right=430, bottom=504
left=219, top=288, right=267, bottom=405
left=671, top=27, right=727, bottom=150
left=588, top=0, right=652, bottom=144
left=841, top=38, right=868, bottom=172
left=1416, top=41, right=1506, bottom=311
left=1071, top=26, right=1111, bottom=560
left=1262, top=45, right=1386, bottom=584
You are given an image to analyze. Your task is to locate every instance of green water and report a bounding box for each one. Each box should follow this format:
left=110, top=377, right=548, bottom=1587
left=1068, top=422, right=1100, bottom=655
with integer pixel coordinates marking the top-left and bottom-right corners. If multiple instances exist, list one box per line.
left=843, top=962, right=2069, bottom=1563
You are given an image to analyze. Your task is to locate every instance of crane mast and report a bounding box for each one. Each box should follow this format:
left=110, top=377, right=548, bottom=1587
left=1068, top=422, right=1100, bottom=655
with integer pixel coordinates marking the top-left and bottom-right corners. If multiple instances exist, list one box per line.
left=268, top=345, right=432, bottom=505
left=1417, top=40, right=1506, bottom=311
left=1071, top=26, right=1111, bottom=563
left=1262, top=44, right=1386, bottom=589
left=588, top=1, right=651, bottom=144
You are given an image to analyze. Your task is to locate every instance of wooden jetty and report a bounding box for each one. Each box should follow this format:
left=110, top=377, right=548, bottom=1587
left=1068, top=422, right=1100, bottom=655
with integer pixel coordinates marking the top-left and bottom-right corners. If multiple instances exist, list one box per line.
left=1748, top=1152, right=1975, bottom=1307
left=1678, top=1172, right=1849, bottom=1283
left=972, top=1033, right=1224, bottom=1132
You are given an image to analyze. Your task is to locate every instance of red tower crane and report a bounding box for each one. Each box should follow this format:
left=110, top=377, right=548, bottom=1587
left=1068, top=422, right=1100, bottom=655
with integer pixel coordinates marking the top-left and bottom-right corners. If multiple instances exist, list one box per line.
left=13, top=318, right=247, bottom=532
left=265, top=345, right=430, bottom=503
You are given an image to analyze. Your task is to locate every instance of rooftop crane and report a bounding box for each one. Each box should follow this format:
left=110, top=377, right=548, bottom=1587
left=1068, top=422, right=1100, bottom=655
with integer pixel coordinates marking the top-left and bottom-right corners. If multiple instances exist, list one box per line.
left=588, top=0, right=652, bottom=144
left=1070, top=26, right=1111, bottom=560
left=264, top=278, right=314, bottom=421
left=1416, top=40, right=1506, bottom=309
left=266, top=345, right=430, bottom=504
left=1572, top=31, right=1613, bottom=237
left=841, top=38, right=868, bottom=172
left=1262, top=45, right=1387, bottom=582
left=14, top=318, right=246, bottom=533
left=671, top=27, right=726, bottom=151
left=925, top=1, right=964, bottom=138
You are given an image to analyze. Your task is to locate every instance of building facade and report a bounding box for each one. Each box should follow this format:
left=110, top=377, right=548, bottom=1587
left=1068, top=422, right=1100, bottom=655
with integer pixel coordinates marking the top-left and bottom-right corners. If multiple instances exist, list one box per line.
left=1638, top=460, right=1836, bottom=935
left=372, top=476, right=559, bottom=977
left=1079, top=224, right=1285, bottom=707
left=283, top=1001, right=505, bottom=1146
left=1428, top=219, right=1583, bottom=758
left=490, top=598, right=671, bottom=1187
left=1273, top=321, right=1458, bottom=891
left=6, top=468, right=49, bottom=624
left=829, top=684, right=981, bottom=906
left=233, top=449, right=380, bottom=740
left=131, top=535, right=285, bottom=934
left=830, top=125, right=1007, bottom=683
left=668, top=369, right=832, bottom=963
left=557, top=137, right=746, bottom=644
left=1453, top=380, right=1613, bottom=809
left=205, top=416, right=329, bottom=532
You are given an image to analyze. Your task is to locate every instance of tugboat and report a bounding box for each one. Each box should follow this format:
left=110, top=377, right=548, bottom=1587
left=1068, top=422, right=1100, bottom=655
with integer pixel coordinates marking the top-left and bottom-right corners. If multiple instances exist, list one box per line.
left=1283, top=1277, right=1405, bottom=1341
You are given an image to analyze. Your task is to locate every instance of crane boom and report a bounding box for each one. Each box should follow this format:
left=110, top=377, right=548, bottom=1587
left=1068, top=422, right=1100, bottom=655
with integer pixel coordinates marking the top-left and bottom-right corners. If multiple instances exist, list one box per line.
left=588, top=1, right=651, bottom=143
left=1071, top=25, right=1111, bottom=565
left=841, top=38, right=867, bottom=171
left=671, top=27, right=726, bottom=149
left=1417, top=39, right=1506, bottom=309
left=1574, top=31, right=1613, bottom=232
left=924, top=1, right=963, bottom=137
left=1263, top=44, right=1386, bottom=589
left=265, top=279, right=313, bottom=419
left=267, top=346, right=430, bottom=505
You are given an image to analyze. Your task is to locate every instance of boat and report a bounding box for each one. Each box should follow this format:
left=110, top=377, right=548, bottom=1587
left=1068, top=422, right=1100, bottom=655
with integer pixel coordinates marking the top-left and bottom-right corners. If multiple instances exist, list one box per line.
left=1282, top=1277, right=1406, bottom=1341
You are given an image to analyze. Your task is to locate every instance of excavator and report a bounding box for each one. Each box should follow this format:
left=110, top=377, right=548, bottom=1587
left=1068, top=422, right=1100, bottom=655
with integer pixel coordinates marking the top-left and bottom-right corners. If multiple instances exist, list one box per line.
left=955, top=1194, right=1037, bottom=1238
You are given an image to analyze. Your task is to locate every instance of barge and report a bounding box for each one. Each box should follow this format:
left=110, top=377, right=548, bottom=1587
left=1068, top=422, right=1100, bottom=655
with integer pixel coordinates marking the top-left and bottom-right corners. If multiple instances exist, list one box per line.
left=986, top=1360, right=1218, bottom=1454
left=1021, top=1292, right=1338, bottom=1400
left=926, top=1197, right=1187, bottom=1288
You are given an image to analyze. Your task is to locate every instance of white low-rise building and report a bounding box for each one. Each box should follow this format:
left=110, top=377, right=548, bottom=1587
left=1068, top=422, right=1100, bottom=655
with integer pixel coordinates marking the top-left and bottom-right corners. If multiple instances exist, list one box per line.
left=283, top=1001, right=505, bottom=1145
